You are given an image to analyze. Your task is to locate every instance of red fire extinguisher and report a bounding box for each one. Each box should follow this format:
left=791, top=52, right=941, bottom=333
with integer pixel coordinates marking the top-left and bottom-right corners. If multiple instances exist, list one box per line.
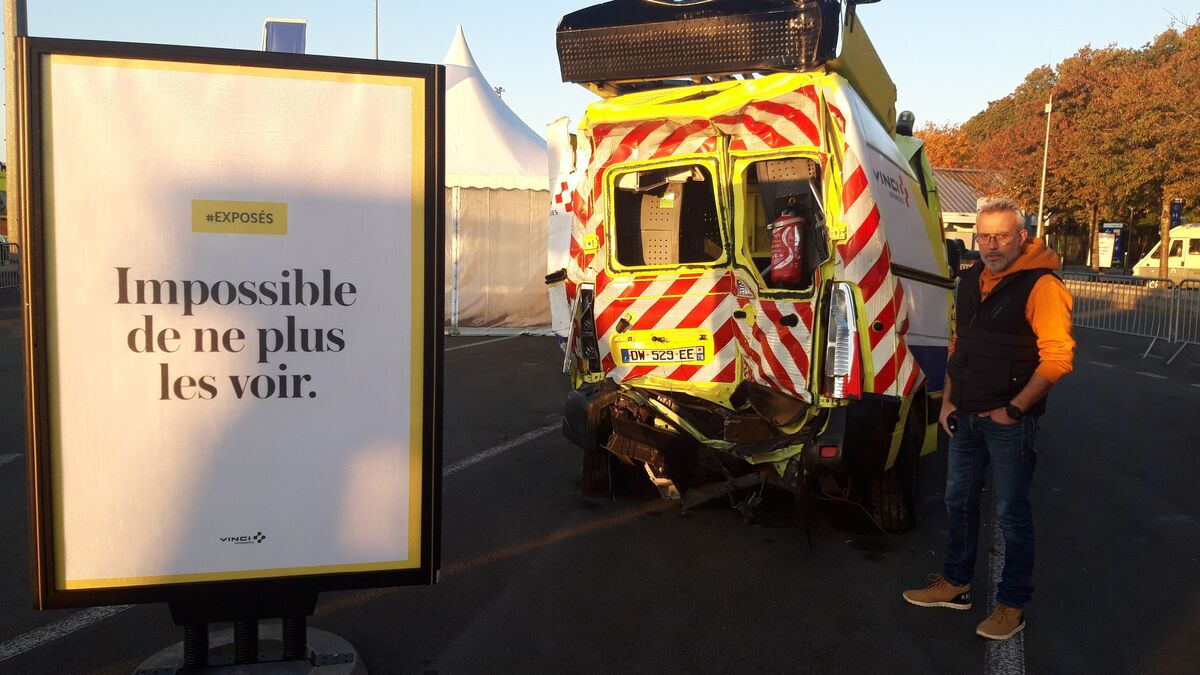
left=769, top=208, right=805, bottom=286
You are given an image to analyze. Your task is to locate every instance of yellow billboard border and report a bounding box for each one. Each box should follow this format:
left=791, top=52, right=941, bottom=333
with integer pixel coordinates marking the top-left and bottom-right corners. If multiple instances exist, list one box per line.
left=36, top=52, right=432, bottom=591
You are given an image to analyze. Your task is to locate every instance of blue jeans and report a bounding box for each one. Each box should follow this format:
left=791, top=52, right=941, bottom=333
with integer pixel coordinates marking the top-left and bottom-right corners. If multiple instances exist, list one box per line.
left=942, top=411, right=1040, bottom=608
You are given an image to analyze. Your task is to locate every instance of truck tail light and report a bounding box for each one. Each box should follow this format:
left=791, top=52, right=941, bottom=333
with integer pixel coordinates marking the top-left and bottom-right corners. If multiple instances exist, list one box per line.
left=823, top=282, right=863, bottom=400
left=565, top=283, right=601, bottom=374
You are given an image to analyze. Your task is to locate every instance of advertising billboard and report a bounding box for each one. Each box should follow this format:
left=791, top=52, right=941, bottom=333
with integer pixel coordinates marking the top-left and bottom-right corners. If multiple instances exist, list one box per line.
left=18, top=38, right=443, bottom=609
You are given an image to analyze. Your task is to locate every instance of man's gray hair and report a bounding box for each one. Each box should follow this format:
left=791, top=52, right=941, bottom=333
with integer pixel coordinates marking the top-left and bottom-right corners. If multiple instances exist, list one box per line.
left=977, top=197, right=1023, bottom=219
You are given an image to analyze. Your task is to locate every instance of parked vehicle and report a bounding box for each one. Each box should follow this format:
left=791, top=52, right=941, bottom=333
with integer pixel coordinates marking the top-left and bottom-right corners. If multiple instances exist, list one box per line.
left=546, top=0, right=952, bottom=531
left=1132, top=224, right=1200, bottom=284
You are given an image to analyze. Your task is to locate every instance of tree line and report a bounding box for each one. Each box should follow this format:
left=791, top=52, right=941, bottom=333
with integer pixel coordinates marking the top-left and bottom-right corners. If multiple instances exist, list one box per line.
left=916, top=21, right=1199, bottom=272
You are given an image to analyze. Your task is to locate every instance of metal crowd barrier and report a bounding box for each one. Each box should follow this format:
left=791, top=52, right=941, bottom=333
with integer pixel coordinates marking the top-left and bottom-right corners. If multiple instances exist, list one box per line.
left=1062, top=272, right=1198, bottom=364
left=1, top=243, right=21, bottom=300
left=1172, top=279, right=1200, bottom=364
left=0, top=269, right=18, bottom=299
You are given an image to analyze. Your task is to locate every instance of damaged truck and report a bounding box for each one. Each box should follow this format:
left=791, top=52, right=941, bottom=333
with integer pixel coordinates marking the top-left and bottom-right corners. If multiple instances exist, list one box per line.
left=545, top=0, right=952, bottom=532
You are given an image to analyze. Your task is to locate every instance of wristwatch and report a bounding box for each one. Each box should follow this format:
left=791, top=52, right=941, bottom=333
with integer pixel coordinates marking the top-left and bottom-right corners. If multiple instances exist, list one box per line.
left=1005, top=403, right=1025, bottom=421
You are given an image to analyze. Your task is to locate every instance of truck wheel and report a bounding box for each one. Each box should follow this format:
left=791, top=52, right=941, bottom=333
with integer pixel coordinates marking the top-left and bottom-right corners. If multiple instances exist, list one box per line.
left=868, top=404, right=922, bottom=532
left=577, top=446, right=614, bottom=497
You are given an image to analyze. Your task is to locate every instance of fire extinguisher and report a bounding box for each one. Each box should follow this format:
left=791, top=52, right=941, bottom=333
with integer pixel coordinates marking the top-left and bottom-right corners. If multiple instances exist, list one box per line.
left=769, top=207, right=805, bottom=286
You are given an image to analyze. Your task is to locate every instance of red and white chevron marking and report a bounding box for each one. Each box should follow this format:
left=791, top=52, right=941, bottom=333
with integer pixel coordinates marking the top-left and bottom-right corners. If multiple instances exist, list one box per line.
left=833, top=144, right=924, bottom=397
left=713, top=85, right=821, bottom=152
left=566, top=118, right=719, bottom=305
left=595, top=271, right=736, bottom=385
left=566, top=83, right=871, bottom=395
left=732, top=294, right=816, bottom=401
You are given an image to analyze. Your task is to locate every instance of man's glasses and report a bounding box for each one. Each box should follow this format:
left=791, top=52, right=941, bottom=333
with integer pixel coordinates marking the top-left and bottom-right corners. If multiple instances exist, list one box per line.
left=976, top=233, right=1016, bottom=245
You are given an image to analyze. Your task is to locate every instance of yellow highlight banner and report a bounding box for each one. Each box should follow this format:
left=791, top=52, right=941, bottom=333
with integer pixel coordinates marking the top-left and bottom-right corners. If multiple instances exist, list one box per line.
left=192, top=200, right=288, bottom=235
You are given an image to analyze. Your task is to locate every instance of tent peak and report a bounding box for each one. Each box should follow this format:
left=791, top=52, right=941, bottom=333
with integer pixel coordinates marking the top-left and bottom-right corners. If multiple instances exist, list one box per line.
left=442, top=24, right=480, bottom=71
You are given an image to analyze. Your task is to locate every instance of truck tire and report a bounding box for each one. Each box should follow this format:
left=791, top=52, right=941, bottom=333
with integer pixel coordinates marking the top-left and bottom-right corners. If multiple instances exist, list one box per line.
left=578, top=446, right=614, bottom=497
left=868, top=402, right=923, bottom=532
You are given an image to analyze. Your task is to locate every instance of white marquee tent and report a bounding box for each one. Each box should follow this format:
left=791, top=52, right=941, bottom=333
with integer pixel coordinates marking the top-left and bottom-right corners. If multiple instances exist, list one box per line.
left=442, top=26, right=551, bottom=333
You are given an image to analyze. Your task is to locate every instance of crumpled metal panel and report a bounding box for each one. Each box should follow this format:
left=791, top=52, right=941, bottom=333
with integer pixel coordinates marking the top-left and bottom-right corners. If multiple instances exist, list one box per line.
left=557, top=0, right=840, bottom=87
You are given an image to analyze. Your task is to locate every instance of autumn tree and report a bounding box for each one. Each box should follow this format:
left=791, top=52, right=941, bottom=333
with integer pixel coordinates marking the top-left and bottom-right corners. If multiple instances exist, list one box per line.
left=914, top=121, right=975, bottom=167
left=1123, top=25, right=1200, bottom=276
left=961, top=65, right=1056, bottom=215
left=947, top=24, right=1200, bottom=269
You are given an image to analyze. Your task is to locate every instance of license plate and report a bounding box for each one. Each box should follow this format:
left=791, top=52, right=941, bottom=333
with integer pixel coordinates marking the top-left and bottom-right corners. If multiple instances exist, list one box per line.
left=620, top=346, right=706, bottom=364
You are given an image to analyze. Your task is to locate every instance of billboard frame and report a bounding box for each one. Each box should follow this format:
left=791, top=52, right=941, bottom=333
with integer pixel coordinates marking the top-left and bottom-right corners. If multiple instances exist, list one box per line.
left=18, top=36, right=444, bottom=611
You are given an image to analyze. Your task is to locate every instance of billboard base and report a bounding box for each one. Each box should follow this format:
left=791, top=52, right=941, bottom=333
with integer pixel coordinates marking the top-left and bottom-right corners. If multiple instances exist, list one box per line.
left=135, top=624, right=364, bottom=674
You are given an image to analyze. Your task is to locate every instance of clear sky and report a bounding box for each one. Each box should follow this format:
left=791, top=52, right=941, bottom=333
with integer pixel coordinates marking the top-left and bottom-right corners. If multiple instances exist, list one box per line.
left=3, top=0, right=1200, bottom=156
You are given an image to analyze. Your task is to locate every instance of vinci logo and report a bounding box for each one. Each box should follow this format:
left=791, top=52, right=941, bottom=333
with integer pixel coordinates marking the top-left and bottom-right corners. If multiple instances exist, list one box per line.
left=220, top=531, right=267, bottom=545
left=192, top=200, right=288, bottom=235
left=871, top=169, right=911, bottom=208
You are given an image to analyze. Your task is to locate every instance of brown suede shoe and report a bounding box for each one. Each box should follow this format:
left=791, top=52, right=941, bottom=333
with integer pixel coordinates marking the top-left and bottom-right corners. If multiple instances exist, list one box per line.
left=902, top=574, right=972, bottom=610
left=976, top=603, right=1025, bottom=640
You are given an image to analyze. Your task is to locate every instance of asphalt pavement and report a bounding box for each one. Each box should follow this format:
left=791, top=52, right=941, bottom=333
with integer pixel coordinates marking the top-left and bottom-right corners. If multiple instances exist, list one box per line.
left=1, top=286, right=1198, bottom=673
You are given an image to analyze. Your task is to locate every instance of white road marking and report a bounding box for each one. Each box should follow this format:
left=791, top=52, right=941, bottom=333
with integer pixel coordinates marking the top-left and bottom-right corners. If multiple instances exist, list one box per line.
left=0, top=424, right=562, bottom=662
left=1098, top=345, right=1117, bottom=350
left=445, top=336, right=519, bottom=352
left=1087, top=361, right=1115, bottom=368
left=0, top=605, right=133, bottom=663
left=444, top=424, right=559, bottom=477
left=984, top=496, right=1026, bottom=674
left=0, top=454, right=21, bottom=468
left=1136, top=371, right=1168, bottom=380
left=1192, top=384, right=1200, bottom=389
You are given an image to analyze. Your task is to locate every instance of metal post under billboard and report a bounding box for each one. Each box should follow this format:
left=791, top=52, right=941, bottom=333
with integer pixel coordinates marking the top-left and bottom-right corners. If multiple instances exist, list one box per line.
left=17, top=36, right=444, bottom=671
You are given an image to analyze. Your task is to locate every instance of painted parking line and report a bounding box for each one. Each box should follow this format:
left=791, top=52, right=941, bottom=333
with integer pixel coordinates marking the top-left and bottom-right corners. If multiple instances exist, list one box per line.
left=984, top=497, right=1026, bottom=675
left=1136, top=371, right=1168, bottom=380
left=0, top=454, right=21, bottom=468
left=0, top=606, right=133, bottom=663
left=444, top=424, right=559, bottom=477
left=445, top=335, right=518, bottom=352
left=1087, top=361, right=1115, bottom=368
left=0, top=422, right=562, bottom=663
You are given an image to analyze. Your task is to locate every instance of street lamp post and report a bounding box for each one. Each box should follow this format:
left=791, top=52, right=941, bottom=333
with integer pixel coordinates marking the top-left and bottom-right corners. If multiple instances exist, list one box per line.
left=374, top=1, right=379, bottom=59
left=1036, top=93, right=1053, bottom=240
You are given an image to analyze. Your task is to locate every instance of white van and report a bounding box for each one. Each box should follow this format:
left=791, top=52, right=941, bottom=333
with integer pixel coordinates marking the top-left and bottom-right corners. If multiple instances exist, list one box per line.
left=1132, top=224, right=1200, bottom=284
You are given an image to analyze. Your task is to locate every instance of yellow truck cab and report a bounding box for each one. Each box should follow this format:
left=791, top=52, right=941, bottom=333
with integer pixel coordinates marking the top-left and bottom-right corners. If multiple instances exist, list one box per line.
left=546, top=0, right=952, bottom=531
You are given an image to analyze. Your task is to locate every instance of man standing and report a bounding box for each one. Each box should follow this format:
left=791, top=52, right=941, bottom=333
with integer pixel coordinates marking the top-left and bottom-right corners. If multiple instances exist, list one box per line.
left=902, top=198, right=1075, bottom=640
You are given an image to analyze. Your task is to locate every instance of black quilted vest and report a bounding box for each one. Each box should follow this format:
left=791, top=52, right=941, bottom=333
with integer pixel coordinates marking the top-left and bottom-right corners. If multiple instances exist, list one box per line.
left=947, top=265, right=1056, bottom=415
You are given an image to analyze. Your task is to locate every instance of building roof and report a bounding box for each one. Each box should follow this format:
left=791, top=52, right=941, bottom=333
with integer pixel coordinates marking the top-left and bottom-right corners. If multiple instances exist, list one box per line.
left=933, top=168, right=1006, bottom=214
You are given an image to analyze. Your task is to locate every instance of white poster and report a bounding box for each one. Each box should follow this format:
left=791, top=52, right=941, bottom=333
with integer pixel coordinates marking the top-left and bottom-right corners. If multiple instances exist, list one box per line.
left=1097, top=232, right=1116, bottom=268
left=39, top=54, right=432, bottom=590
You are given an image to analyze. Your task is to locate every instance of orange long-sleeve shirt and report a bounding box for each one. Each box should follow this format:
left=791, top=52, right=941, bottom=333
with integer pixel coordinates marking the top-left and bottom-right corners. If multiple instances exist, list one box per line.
left=948, top=238, right=1076, bottom=383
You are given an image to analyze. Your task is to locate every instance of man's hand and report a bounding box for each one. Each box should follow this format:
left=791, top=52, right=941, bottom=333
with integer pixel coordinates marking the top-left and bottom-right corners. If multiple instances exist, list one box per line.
left=939, top=399, right=958, bottom=437
left=977, top=407, right=1021, bottom=425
